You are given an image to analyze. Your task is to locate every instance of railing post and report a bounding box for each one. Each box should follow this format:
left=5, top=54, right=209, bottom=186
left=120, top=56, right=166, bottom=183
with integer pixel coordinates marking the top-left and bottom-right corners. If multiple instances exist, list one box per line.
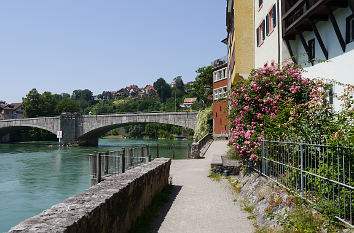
left=121, top=148, right=126, bottom=173
left=156, top=144, right=159, bottom=158
left=141, top=146, right=144, bottom=163
left=91, top=152, right=98, bottom=186
left=262, top=139, right=266, bottom=174
left=147, top=145, right=151, bottom=162
left=104, top=151, right=109, bottom=175
left=300, top=139, right=304, bottom=198
left=129, top=148, right=133, bottom=167
left=187, top=144, right=191, bottom=158
left=97, top=152, right=102, bottom=183
left=172, top=144, right=175, bottom=159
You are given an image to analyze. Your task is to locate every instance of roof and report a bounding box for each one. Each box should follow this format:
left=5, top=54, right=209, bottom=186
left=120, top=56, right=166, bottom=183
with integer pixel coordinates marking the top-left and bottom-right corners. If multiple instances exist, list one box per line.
left=184, top=98, right=197, bottom=103
left=3, top=103, right=22, bottom=110
left=144, top=85, right=157, bottom=92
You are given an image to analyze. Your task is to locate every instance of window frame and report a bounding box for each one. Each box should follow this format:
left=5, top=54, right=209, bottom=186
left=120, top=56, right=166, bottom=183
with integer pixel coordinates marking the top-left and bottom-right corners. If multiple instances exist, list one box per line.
left=346, top=14, right=354, bottom=44
left=258, top=0, right=263, bottom=11
left=308, top=38, right=315, bottom=59
left=257, top=20, right=265, bottom=47
left=267, top=4, right=277, bottom=36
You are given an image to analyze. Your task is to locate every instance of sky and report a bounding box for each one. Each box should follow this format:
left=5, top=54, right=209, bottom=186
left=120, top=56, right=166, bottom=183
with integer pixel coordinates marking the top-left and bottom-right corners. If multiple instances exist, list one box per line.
left=0, top=0, right=227, bottom=103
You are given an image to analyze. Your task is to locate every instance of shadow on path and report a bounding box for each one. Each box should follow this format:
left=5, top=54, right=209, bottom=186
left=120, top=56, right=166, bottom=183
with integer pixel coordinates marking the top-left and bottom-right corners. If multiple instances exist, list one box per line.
left=150, top=185, right=182, bottom=233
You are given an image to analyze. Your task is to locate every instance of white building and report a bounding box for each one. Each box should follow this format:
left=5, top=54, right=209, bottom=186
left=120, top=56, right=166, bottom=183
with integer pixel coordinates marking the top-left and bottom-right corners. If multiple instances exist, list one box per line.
left=254, top=0, right=291, bottom=68
left=255, top=0, right=354, bottom=110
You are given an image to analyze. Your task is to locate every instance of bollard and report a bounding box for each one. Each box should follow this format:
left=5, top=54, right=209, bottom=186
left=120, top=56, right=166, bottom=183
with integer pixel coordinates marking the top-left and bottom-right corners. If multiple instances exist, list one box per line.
left=156, top=144, right=159, bottom=158
left=147, top=145, right=151, bottom=162
left=129, top=148, right=133, bottom=167
left=187, top=144, right=191, bottom=159
left=97, top=152, right=102, bottom=183
left=172, top=144, right=175, bottom=159
left=121, top=148, right=126, bottom=173
left=104, top=151, right=109, bottom=175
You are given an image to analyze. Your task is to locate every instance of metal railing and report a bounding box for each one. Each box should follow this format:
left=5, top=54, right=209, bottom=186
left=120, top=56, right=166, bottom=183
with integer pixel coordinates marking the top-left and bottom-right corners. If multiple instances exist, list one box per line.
left=89, top=143, right=192, bottom=185
left=254, top=138, right=353, bottom=227
left=89, top=146, right=150, bottom=186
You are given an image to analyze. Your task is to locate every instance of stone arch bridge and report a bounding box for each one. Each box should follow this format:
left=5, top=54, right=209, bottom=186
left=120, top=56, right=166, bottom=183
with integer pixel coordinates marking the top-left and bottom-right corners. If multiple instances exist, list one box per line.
left=0, top=112, right=198, bottom=146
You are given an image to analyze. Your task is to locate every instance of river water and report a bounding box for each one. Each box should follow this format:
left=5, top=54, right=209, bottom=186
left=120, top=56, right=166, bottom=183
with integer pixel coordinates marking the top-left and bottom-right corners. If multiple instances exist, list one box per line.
left=0, top=138, right=191, bottom=232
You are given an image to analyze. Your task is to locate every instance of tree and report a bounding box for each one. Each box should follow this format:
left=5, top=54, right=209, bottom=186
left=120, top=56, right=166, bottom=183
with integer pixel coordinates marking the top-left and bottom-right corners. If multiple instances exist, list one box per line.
left=173, top=76, right=185, bottom=98
left=56, top=98, right=81, bottom=113
left=190, top=66, right=213, bottom=105
left=153, top=78, right=171, bottom=102
left=22, top=88, right=42, bottom=117
left=40, top=91, right=58, bottom=116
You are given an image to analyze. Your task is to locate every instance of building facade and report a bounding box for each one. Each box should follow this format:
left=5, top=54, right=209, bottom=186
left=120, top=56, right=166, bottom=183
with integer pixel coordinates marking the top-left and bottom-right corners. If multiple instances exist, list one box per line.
left=226, top=0, right=255, bottom=89
left=0, top=103, right=23, bottom=120
left=213, top=62, right=229, bottom=138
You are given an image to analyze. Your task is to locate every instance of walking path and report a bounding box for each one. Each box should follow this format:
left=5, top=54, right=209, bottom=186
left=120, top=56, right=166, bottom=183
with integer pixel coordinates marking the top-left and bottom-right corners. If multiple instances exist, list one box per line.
left=154, top=140, right=254, bottom=233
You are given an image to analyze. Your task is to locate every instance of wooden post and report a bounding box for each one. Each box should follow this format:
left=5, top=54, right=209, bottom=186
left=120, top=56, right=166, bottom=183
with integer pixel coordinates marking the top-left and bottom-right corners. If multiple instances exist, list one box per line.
left=129, top=148, right=133, bottom=167
left=156, top=144, right=159, bottom=158
left=97, top=152, right=102, bottom=183
left=172, top=144, right=175, bottom=159
left=121, top=148, right=126, bottom=173
left=147, top=145, right=151, bottom=162
left=91, top=152, right=97, bottom=186
left=104, top=151, right=109, bottom=175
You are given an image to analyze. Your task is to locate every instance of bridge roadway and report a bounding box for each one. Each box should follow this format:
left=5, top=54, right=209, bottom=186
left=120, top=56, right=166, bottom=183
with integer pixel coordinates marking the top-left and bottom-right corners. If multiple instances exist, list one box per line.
left=0, top=112, right=198, bottom=146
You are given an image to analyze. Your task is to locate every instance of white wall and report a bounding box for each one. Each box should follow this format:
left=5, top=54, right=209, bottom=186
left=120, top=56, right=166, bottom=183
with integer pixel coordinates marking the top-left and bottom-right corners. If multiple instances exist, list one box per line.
left=289, top=6, right=354, bottom=110
left=254, top=0, right=291, bottom=68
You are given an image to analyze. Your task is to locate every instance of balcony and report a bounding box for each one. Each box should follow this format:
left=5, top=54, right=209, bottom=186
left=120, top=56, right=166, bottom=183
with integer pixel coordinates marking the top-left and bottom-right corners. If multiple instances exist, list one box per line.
left=282, top=0, right=348, bottom=38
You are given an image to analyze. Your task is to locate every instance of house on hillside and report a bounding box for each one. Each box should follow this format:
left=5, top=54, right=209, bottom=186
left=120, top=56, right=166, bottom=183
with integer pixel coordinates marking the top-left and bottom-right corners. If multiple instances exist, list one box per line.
left=181, top=98, right=197, bottom=109
left=139, top=85, right=158, bottom=97
left=0, top=103, right=24, bottom=120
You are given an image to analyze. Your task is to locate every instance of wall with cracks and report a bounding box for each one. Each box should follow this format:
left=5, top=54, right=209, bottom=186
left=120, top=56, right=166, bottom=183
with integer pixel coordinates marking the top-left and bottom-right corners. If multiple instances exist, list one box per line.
left=8, top=158, right=171, bottom=233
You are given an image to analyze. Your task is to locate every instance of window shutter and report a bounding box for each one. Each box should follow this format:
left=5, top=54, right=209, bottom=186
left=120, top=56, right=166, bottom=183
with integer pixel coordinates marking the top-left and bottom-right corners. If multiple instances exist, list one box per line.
left=351, top=19, right=354, bottom=41
left=266, top=15, right=269, bottom=35
left=262, top=20, right=265, bottom=40
left=272, top=4, right=277, bottom=28
left=256, top=28, right=259, bottom=46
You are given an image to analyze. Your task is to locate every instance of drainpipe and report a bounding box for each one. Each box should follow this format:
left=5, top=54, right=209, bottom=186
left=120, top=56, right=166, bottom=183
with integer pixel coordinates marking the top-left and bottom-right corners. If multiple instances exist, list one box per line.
left=277, top=0, right=281, bottom=65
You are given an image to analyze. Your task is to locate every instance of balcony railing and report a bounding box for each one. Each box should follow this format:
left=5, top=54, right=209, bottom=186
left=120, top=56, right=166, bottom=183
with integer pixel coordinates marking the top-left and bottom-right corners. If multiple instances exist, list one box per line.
left=282, top=0, right=347, bottom=38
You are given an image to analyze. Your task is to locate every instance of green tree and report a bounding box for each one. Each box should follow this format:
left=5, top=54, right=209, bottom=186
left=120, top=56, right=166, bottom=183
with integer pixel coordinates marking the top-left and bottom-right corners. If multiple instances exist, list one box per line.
left=153, top=78, right=171, bottom=102
left=56, top=98, right=81, bottom=113
left=39, top=91, right=58, bottom=116
left=190, top=66, right=213, bottom=105
left=22, top=88, right=42, bottom=117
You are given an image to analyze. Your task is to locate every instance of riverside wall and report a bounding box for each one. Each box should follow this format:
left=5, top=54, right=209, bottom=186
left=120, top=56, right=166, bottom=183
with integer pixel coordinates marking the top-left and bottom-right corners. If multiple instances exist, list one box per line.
left=8, top=158, right=171, bottom=233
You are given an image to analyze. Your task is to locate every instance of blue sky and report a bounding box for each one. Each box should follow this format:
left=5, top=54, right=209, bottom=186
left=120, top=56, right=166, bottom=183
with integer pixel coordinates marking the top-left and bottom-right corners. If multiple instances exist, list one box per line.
left=0, top=0, right=227, bottom=103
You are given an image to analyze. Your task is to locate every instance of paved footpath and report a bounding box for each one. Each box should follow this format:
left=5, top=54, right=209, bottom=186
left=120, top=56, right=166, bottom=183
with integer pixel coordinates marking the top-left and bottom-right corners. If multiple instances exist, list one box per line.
left=155, top=140, right=254, bottom=233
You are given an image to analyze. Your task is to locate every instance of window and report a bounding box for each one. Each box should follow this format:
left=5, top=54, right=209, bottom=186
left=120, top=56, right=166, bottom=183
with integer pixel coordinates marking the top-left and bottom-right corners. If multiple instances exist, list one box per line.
left=259, top=0, right=263, bottom=8
left=257, top=20, right=265, bottom=47
left=308, top=39, right=315, bottom=59
left=216, top=112, right=218, bottom=118
left=266, top=5, right=277, bottom=36
left=214, top=90, right=218, bottom=100
left=346, top=14, right=354, bottom=44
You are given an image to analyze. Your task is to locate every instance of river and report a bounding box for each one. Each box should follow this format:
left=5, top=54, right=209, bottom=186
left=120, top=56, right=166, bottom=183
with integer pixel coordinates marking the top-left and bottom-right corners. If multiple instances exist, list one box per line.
left=0, top=138, right=191, bottom=233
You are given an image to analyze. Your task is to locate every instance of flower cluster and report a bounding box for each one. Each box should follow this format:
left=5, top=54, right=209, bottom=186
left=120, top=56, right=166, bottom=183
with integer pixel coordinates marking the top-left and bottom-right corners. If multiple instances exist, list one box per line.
left=228, top=62, right=315, bottom=165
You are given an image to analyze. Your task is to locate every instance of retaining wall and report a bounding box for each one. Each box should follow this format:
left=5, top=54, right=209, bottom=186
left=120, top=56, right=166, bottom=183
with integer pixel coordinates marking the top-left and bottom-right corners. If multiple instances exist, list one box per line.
left=8, top=158, right=171, bottom=233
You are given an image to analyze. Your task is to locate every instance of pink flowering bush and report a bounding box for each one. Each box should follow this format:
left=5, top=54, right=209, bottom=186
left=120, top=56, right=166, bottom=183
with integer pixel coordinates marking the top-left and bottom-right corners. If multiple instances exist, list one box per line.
left=228, top=62, right=318, bottom=165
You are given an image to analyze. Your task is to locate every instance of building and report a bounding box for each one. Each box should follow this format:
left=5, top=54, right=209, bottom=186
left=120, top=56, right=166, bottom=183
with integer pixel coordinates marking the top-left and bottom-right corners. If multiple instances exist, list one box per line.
left=282, top=0, right=354, bottom=109
left=226, top=0, right=255, bottom=89
left=182, top=98, right=197, bottom=108
left=140, top=85, right=158, bottom=97
left=212, top=60, right=229, bottom=138
left=254, top=0, right=291, bottom=68
left=0, top=103, right=23, bottom=120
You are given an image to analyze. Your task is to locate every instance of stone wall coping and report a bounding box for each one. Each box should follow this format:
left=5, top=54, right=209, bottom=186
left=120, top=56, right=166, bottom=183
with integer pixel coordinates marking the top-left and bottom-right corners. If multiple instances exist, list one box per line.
left=8, top=158, right=171, bottom=233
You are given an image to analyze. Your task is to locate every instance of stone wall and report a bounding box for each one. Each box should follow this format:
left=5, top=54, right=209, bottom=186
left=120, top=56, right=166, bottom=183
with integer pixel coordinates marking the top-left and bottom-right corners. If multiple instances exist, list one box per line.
left=8, top=158, right=171, bottom=233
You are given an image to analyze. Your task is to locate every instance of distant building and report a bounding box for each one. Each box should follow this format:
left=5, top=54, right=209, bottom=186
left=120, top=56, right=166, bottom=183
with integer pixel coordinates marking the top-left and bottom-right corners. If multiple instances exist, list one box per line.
left=212, top=60, right=229, bottom=138
left=171, top=82, right=176, bottom=88
left=140, top=85, right=158, bottom=97
left=0, top=103, right=23, bottom=120
left=182, top=98, right=197, bottom=108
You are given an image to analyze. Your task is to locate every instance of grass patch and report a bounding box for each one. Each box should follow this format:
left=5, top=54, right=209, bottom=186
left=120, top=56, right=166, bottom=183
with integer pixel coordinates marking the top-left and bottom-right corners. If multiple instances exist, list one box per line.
left=129, top=185, right=173, bottom=233
left=208, top=171, right=221, bottom=181
left=241, top=199, right=255, bottom=214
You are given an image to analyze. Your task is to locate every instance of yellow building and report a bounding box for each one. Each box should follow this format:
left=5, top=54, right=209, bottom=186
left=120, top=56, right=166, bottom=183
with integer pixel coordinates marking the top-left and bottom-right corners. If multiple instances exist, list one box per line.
left=226, top=0, right=255, bottom=87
